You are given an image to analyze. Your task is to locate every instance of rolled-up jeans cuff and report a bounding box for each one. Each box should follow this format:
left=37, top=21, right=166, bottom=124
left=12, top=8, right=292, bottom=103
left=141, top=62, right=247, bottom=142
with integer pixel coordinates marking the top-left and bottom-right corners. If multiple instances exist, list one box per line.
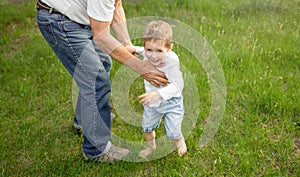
left=99, top=141, right=111, bottom=156
left=84, top=141, right=111, bottom=158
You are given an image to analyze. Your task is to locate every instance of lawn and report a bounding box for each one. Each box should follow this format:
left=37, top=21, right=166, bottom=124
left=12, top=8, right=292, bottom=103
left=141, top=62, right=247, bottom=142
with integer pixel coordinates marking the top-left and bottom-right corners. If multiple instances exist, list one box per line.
left=0, top=0, right=299, bottom=176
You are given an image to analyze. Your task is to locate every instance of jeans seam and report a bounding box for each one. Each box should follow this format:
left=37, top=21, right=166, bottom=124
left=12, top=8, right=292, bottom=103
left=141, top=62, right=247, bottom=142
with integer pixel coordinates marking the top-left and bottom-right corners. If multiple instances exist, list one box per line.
left=75, top=45, right=99, bottom=147
left=61, top=20, right=98, bottom=146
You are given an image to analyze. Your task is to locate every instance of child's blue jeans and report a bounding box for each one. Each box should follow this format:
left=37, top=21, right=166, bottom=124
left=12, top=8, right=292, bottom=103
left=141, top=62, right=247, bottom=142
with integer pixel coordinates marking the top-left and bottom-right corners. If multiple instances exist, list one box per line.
left=142, top=96, right=184, bottom=139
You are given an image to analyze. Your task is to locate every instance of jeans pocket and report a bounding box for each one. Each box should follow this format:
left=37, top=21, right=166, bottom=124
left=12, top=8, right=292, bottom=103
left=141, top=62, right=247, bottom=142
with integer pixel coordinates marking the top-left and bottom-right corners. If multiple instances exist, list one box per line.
left=62, top=20, right=91, bottom=39
left=62, top=20, right=85, bottom=32
left=36, top=13, right=58, bottom=46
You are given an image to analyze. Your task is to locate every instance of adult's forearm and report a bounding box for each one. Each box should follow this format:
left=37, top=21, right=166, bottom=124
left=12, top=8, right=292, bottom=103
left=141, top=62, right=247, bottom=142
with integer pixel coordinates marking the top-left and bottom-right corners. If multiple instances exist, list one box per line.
left=111, top=0, right=132, bottom=46
left=111, top=22, right=132, bottom=46
left=90, top=17, right=153, bottom=78
left=93, top=29, right=143, bottom=73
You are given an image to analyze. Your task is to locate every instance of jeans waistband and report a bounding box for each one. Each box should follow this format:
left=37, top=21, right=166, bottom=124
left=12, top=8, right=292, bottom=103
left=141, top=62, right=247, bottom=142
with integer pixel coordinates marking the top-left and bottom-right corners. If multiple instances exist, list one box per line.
left=36, top=0, right=61, bottom=14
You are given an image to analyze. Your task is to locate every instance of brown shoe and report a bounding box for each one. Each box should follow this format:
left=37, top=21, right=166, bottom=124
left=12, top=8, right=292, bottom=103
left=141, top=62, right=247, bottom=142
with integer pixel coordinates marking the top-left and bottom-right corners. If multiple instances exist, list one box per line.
left=294, top=138, right=300, bottom=149
left=83, top=144, right=132, bottom=163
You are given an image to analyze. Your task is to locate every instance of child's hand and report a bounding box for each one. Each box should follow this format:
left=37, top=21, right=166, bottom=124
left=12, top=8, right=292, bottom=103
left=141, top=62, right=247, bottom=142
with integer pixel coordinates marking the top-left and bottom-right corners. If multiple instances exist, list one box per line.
left=138, top=91, right=162, bottom=106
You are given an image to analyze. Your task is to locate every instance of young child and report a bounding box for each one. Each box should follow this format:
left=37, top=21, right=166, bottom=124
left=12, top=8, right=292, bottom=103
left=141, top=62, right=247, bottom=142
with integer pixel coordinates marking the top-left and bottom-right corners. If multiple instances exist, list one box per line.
left=135, top=20, right=187, bottom=158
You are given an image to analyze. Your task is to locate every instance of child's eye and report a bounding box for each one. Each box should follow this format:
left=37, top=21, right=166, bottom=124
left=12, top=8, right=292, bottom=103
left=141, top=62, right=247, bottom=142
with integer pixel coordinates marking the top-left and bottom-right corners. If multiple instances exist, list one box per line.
left=146, top=49, right=152, bottom=52
left=157, top=50, right=163, bottom=53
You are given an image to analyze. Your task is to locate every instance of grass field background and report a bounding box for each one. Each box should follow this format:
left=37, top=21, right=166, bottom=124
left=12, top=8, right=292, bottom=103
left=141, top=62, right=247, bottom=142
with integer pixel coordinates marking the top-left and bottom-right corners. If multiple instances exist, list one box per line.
left=0, top=0, right=299, bottom=176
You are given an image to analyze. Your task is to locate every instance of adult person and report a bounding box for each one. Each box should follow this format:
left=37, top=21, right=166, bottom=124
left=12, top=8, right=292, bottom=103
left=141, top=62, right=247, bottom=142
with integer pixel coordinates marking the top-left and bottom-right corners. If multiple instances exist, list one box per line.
left=36, top=0, right=168, bottom=162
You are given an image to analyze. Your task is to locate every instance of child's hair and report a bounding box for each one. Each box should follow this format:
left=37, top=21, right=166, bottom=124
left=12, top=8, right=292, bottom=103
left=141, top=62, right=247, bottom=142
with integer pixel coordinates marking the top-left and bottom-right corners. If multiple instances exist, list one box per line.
left=142, top=20, right=173, bottom=48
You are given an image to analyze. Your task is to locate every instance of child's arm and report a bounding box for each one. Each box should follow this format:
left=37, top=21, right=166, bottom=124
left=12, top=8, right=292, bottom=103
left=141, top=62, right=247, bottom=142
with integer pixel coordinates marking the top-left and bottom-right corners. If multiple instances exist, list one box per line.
left=138, top=91, right=161, bottom=106
left=138, top=76, right=182, bottom=106
left=138, top=64, right=183, bottom=106
left=138, top=52, right=183, bottom=106
left=135, top=46, right=144, bottom=54
left=125, top=46, right=143, bottom=53
left=156, top=52, right=184, bottom=101
left=156, top=65, right=184, bottom=101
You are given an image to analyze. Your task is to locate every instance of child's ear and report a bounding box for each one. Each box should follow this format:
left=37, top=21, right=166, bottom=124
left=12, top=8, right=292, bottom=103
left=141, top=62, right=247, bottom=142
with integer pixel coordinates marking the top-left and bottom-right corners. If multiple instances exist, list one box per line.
left=168, top=43, right=173, bottom=52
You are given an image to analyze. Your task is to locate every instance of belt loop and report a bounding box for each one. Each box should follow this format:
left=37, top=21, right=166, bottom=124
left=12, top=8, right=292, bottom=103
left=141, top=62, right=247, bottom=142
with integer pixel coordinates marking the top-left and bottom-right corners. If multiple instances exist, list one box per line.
left=49, top=7, right=53, bottom=13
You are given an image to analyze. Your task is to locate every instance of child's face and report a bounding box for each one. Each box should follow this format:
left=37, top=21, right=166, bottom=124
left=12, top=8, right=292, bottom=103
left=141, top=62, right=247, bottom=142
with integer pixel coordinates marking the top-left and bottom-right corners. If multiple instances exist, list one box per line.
left=144, top=39, right=171, bottom=67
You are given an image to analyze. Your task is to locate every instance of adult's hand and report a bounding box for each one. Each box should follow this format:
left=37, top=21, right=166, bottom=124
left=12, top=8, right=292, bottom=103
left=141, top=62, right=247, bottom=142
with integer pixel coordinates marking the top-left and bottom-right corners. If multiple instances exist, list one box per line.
left=124, top=45, right=136, bottom=54
left=140, top=60, right=169, bottom=87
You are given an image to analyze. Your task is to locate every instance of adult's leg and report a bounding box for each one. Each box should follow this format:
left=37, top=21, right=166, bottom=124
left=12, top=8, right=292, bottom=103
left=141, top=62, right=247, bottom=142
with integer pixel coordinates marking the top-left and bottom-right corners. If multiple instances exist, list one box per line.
left=36, top=9, right=111, bottom=156
left=73, top=43, right=112, bottom=133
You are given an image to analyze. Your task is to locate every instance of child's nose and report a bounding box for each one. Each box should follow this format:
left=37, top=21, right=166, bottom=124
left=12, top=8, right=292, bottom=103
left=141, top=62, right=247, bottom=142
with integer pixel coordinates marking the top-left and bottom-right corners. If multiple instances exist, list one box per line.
left=151, top=52, right=158, bottom=58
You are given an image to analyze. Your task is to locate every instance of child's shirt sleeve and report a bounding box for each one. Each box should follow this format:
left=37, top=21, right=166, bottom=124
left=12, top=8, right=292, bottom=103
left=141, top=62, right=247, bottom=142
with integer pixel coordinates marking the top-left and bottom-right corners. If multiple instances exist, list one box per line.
left=156, top=52, right=184, bottom=101
left=135, top=46, right=144, bottom=54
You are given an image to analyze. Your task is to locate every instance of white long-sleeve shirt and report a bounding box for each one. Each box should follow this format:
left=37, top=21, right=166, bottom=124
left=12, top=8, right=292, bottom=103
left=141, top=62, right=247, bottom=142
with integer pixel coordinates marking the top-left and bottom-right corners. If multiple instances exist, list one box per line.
left=136, top=47, right=184, bottom=107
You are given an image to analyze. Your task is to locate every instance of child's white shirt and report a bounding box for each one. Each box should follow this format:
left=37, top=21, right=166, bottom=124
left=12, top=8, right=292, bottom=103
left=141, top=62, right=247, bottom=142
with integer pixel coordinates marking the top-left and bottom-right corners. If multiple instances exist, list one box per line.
left=136, top=46, right=184, bottom=107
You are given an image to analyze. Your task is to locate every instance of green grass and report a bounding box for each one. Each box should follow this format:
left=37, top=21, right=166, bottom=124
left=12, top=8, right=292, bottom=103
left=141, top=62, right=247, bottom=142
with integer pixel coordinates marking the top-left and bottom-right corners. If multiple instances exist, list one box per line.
left=1, top=0, right=299, bottom=176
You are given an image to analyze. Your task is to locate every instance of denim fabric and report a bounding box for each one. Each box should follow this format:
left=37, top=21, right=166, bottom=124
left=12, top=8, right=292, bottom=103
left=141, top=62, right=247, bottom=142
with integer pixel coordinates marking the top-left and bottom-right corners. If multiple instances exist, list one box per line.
left=142, top=96, right=184, bottom=139
left=36, top=8, right=112, bottom=156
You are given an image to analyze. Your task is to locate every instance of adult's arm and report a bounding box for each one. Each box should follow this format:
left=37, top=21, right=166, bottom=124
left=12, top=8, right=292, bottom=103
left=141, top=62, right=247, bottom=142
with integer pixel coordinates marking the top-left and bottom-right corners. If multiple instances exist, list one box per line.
left=110, top=0, right=131, bottom=47
left=89, top=1, right=168, bottom=87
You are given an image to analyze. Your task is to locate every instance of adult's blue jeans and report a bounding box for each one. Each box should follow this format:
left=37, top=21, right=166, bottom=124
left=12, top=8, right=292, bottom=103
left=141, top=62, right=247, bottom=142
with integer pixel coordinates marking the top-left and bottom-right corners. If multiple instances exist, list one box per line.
left=36, top=8, right=112, bottom=157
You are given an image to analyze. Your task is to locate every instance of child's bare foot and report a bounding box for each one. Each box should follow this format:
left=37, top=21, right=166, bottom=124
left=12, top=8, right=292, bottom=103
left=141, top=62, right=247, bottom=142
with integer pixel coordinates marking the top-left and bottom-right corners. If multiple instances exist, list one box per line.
left=139, top=131, right=156, bottom=158
left=140, top=146, right=156, bottom=158
left=175, top=136, right=187, bottom=157
left=177, top=145, right=187, bottom=157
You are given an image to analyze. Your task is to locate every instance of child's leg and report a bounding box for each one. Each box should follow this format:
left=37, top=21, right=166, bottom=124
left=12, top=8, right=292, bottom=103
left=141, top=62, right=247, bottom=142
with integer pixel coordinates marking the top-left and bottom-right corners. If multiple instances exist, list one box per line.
left=140, top=131, right=156, bottom=157
left=174, top=135, right=187, bottom=157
